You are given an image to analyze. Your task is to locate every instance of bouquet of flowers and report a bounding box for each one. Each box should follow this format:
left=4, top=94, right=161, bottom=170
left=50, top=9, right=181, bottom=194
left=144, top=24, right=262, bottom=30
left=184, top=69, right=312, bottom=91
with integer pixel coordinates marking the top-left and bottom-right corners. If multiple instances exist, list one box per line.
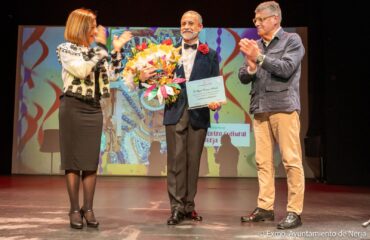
left=123, top=39, right=186, bottom=105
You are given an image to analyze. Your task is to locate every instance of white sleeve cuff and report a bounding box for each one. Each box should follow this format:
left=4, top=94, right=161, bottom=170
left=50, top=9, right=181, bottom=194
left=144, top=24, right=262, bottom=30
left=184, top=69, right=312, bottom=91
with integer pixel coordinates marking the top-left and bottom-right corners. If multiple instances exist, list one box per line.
left=247, top=66, right=257, bottom=75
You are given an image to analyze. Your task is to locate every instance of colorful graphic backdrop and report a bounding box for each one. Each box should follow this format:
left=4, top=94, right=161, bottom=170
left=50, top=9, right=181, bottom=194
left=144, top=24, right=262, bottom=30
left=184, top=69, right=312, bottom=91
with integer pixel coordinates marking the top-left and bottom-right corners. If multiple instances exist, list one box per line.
left=13, top=26, right=311, bottom=177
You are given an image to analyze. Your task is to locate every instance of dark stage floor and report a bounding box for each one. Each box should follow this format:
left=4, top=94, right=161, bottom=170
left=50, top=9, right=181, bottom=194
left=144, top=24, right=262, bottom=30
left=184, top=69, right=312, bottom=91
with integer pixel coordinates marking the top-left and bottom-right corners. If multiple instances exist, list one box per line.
left=0, top=176, right=369, bottom=239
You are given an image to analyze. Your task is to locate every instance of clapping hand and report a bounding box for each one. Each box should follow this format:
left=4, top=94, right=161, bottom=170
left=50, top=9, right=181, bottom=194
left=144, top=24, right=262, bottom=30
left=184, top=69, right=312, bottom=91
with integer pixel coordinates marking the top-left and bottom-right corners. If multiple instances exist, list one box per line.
left=112, top=31, right=133, bottom=52
left=95, top=25, right=107, bottom=45
left=239, top=38, right=260, bottom=70
left=239, top=38, right=260, bottom=60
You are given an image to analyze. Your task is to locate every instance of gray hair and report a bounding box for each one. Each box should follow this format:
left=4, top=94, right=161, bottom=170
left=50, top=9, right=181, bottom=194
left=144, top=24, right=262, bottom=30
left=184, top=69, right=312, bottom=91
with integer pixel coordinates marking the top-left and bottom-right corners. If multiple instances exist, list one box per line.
left=182, top=10, right=203, bottom=24
left=255, top=1, right=282, bottom=23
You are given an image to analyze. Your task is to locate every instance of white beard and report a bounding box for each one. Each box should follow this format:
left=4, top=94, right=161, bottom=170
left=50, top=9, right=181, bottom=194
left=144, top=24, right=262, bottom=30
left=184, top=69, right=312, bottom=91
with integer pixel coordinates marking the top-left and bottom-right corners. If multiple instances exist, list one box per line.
left=181, top=31, right=198, bottom=41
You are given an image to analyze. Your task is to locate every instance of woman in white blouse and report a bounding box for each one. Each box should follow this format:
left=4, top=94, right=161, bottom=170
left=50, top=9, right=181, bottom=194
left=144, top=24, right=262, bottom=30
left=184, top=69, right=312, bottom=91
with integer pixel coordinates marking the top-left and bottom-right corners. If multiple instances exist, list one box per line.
left=56, top=8, right=131, bottom=229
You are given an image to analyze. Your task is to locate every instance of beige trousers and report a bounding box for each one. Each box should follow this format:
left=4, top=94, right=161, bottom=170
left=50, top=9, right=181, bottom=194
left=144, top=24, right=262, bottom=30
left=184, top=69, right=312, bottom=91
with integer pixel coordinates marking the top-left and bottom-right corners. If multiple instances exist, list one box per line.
left=254, top=111, right=305, bottom=214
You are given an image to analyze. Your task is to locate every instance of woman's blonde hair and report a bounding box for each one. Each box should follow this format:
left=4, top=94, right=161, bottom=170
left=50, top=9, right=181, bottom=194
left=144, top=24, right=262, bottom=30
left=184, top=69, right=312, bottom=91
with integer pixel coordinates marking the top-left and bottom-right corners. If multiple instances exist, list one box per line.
left=64, top=8, right=96, bottom=46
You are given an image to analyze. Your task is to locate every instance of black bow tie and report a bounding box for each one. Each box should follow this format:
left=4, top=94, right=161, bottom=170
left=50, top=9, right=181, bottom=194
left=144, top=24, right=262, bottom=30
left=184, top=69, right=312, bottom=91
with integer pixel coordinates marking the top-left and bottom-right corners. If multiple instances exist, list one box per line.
left=184, top=43, right=197, bottom=50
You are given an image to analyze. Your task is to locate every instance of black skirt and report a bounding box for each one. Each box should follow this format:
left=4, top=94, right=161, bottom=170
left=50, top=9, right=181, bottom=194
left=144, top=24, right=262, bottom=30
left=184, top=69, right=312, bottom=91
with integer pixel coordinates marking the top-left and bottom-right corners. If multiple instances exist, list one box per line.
left=59, top=95, right=103, bottom=171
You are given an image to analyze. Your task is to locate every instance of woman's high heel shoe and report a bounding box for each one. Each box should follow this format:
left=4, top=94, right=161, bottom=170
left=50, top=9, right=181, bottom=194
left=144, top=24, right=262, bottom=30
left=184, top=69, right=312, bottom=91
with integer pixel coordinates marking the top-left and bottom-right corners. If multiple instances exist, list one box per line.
left=69, top=210, right=83, bottom=229
left=80, top=208, right=99, bottom=228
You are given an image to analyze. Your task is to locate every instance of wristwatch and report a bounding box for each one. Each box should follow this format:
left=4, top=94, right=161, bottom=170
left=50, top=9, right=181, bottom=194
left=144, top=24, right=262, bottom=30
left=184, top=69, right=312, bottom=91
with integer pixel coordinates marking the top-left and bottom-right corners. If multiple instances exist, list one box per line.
left=256, top=54, right=265, bottom=65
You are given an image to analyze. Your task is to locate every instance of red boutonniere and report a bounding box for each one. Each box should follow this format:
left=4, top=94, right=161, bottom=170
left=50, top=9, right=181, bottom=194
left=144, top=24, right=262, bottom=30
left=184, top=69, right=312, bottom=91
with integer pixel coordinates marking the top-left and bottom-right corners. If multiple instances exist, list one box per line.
left=198, top=43, right=209, bottom=54
left=161, top=39, right=173, bottom=45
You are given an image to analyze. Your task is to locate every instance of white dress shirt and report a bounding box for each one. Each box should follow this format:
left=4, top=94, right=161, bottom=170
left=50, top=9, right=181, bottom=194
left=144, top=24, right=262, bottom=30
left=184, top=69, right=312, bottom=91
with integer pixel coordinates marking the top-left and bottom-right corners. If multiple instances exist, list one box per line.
left=181, top=40, right=199, bottom=81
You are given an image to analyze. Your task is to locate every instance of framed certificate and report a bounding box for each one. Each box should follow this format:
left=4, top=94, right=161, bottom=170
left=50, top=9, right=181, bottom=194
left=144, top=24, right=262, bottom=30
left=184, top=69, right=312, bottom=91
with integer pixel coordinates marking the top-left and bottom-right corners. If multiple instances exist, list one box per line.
left=186, top=76, right=227, bottom=109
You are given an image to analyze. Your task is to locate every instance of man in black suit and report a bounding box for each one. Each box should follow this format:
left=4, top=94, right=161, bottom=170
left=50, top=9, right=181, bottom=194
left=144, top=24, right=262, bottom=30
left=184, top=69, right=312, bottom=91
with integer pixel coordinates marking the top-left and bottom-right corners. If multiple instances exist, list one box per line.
left=140, top=10, right=220, bottom=225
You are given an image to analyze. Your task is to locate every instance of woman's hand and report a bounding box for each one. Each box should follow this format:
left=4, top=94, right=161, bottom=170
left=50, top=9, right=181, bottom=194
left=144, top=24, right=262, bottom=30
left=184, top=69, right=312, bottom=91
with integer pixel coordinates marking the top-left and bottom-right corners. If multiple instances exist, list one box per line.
left=112, top=31, right=132, bottom=52
left=95, top=25, right=107, bottom=45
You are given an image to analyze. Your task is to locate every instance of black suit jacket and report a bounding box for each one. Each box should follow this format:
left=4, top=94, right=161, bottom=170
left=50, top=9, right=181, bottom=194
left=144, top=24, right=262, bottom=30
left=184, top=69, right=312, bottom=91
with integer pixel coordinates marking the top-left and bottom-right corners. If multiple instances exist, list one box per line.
left=163, top=45, right=220, bottom=129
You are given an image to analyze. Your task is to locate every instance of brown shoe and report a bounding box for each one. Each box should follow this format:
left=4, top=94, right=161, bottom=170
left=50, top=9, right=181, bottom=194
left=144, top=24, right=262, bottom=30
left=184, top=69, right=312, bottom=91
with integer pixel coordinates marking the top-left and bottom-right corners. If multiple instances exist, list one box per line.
left=241, top=207, right=274, bottom=222
left=69, top=210, right=83, bottom=229
left=80, top=208, right=99, bottom=228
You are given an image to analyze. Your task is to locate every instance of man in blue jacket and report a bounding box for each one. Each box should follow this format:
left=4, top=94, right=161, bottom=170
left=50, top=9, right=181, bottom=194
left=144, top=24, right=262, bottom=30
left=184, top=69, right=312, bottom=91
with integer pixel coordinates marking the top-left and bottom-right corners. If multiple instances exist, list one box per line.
left=238, top=1, right=305, bottom=229
left=140, top=10, right=220, bottom=225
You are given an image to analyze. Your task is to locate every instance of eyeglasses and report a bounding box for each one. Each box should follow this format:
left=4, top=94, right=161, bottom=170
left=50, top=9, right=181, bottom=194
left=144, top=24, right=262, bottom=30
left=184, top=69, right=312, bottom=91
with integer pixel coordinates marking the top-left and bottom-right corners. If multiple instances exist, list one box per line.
left=252, top=15, right=276, bottom=24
